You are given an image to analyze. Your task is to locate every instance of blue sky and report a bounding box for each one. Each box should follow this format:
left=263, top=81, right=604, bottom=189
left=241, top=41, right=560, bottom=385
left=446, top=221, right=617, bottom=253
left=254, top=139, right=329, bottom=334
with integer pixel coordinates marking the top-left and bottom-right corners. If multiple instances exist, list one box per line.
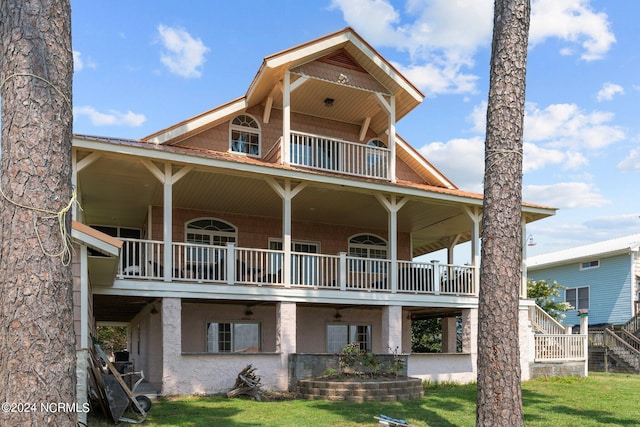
left=71, top=0, right=640, bottom=257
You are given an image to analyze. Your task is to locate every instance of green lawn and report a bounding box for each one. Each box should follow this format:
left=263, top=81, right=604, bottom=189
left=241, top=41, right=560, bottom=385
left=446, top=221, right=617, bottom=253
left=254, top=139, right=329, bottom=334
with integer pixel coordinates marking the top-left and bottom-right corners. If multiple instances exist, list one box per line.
left=88, top=373, right=640, bottom=426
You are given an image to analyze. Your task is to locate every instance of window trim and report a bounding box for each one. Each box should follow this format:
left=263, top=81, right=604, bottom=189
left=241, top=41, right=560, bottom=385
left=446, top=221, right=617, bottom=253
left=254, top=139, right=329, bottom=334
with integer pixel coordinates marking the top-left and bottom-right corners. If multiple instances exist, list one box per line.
left=184, top=217, right=237, bottom=246
left=565, top=286, right=590, bottom=311
left=206, top=320, right=262, bottom=353
left=229, top=114, right=261, bottom=157
left=579, top=259, right=600, bottom=270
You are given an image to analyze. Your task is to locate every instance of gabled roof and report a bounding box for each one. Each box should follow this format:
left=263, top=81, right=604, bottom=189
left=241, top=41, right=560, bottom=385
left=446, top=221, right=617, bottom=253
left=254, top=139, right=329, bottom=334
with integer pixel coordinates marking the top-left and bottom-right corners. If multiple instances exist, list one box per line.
left=143, top=27, right=423, bottom=146
left=245, top=27, right=424, bottom=118
left=528, top=233, right=640, bottom=269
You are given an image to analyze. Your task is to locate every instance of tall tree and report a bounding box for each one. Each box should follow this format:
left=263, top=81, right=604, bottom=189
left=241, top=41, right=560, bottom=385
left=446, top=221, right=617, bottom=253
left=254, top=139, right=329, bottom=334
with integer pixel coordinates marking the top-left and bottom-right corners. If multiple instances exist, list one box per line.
left=0, top=1, right=76, bottom=425
left=476, top=0, right=530, bottom=426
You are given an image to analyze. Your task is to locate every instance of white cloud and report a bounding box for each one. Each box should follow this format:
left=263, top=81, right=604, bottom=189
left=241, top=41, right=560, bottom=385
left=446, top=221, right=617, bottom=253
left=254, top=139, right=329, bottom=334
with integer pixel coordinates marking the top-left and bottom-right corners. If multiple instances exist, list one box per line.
left=73, top=50, right=96, bottom=71
left=157, top=24, right=209, bottom=78
left=74, top=105, right=146, bottom=127
left=419, top=137, right=485, bottom=192
left=530, top=0, right=615, bottom=60
left=524, top=103, right=625, bottom=150
left=330, top=0, right=614, bottom=96
left=393, top=61, right=479, bottom=96
left=524, top=182, right=610, bottom=209
left=596, top=82, right=624, bottom=102
left=523, top=143, right=588, bottom=173
left=618, top=148, right=640, bottom=172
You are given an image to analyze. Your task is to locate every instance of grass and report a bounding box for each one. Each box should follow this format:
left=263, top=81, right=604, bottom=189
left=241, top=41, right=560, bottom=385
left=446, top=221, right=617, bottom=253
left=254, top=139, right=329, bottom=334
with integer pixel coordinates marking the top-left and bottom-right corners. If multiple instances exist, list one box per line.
left=87, top=373, right=640, bottom=426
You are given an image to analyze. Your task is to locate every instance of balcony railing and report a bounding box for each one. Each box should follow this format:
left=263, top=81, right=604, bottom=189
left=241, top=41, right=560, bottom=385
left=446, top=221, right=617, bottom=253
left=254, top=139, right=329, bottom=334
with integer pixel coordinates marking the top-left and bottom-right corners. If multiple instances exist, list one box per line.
left=116, top=239, right=476, bottom=296
left=289, top=131, right=390, bottom=180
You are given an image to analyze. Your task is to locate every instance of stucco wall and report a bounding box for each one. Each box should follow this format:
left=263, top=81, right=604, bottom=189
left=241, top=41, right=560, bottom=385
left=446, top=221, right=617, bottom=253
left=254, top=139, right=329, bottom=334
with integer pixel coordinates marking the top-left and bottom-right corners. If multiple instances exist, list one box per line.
left=181, top=302, right=277, bottom=353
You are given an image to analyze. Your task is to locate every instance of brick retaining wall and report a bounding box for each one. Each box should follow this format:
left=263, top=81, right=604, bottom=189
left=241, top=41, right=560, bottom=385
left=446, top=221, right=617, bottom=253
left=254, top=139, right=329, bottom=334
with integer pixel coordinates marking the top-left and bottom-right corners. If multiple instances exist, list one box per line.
left=297, top=377, right=423, bottom=402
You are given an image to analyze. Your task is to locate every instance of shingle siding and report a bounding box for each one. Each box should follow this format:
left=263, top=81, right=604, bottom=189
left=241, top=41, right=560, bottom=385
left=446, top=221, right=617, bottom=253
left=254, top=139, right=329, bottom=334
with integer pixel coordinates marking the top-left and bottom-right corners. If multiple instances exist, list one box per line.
left=528, top=253, right=633, bottom=326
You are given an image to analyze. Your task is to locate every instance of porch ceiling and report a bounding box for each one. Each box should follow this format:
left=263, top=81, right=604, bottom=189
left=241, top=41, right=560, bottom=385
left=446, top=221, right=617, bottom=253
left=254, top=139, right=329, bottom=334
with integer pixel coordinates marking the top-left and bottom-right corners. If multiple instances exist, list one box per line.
left=93, top=295, right=155, bottom=322
left=77, top=151, right=477, bottom=255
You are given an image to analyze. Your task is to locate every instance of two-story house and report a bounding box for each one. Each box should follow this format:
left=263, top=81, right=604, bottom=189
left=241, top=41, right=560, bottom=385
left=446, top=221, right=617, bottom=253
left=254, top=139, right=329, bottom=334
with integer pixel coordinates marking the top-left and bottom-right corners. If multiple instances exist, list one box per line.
left=71, top=27, right=557, bottom=397
left=528, top=234, right=640, bottom=327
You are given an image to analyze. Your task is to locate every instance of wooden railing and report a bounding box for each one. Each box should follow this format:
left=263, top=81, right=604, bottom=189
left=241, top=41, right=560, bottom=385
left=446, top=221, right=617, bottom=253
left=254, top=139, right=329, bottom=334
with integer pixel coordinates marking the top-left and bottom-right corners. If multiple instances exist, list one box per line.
left=529, top=305, right=566, bottom=335
left=115, top=239, right=476, bottom=295
left=601, top=328, right=640, bottom=371
left=534, top=334, right=586, bottom=361
left=622, top=312, right=640, bottom=335
left=289, top=131, right=390, bottom=180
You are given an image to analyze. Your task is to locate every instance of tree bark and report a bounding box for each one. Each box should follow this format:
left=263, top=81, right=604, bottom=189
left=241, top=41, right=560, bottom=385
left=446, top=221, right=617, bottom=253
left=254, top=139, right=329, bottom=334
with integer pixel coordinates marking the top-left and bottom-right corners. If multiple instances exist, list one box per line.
left=476, top=1, right=530, bottom=426
left=0, top=1, right=76, bottom=426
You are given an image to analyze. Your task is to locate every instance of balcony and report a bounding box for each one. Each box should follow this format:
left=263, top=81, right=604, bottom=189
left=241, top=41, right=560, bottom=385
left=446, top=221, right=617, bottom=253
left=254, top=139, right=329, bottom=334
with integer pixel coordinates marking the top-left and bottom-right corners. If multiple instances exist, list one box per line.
left=116, top=239, right=476, bottom=296
left=264, top=131, right=390, bottom=180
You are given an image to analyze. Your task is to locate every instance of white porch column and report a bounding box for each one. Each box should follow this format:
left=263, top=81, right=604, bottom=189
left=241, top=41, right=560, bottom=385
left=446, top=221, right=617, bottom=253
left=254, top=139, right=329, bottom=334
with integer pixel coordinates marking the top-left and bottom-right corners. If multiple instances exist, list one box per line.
left=389, top=96, right=396, bottom=183
left=375, top=194, right=407, bottom=293
left=375, top=94, right=396, bottom=182
left=464, top=207, right=482, bottom=295
left=75, top=244, right=89, bottom=426
left=580, top=311, right=589, bottom=377
left=381, top=305, right=403, bottom=353
left=266, top=178, right=306, bottom=287
left=276, top=302, right=296, bottom=390
left=141, top=161, right=193, bottom=281
left=163, top=163, right=172, bottom=282
left=282, top=71, right=291, bottom=166
left=442, top=316, right=458, bottom=353
left=161, top=297, right=182, bottom=395
left=521, top=218, right=528, bottom=298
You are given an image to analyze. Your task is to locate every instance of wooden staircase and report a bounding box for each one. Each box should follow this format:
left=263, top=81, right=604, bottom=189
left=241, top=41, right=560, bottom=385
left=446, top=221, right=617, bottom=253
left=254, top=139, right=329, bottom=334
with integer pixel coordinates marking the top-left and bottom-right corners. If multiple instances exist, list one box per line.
left=589, top=313, right=640, bottom=373
left=529, top=305, right=566, bottom=335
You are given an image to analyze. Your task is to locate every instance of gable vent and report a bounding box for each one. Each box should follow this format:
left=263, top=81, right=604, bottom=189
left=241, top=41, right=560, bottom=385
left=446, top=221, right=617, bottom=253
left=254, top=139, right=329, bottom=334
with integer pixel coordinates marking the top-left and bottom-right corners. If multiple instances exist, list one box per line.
left=319, top=49, right=365, bottom=72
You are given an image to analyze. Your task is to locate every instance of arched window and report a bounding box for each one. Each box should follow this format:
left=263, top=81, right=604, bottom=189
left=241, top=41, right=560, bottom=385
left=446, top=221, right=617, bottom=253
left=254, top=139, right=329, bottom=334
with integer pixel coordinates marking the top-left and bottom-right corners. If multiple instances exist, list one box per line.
left=184, top=219, right=237, bottom=278
left=185, top=218, right=237, bottom=246
left=230, top=114, right=260, bottom=156
left=366, top=139, right=387, bottom=178
left=348, top=234, right=387, bottom=272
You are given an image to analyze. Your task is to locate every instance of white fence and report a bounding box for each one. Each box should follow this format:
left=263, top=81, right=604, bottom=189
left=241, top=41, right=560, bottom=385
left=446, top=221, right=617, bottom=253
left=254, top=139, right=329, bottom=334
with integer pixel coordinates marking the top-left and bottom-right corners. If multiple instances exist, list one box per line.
left=534, top=334, right=586, bottom=361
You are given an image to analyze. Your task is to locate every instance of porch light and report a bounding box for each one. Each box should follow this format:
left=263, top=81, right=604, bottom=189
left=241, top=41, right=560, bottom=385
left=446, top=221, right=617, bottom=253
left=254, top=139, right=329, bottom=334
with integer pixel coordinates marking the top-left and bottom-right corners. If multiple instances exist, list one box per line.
left=334, top=310, right=342, bottom=320
left=324, top=98, right=334, bottom=107
left=527, top=234, right=537, bottom=246
left=245, top=306, right=254, bottom=316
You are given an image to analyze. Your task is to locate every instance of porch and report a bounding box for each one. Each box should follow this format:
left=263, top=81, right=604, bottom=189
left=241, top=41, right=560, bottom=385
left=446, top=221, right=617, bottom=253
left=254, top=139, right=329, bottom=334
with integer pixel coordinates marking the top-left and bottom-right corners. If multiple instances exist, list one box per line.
left=115, top=239, right=476, bottom=296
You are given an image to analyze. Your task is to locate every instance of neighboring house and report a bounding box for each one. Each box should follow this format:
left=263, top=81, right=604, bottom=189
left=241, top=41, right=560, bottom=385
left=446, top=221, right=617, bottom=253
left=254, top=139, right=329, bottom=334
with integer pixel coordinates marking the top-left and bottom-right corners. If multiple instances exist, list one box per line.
left=528, top=234, right=640, bottom=327
left=71, top=28, right=559, bottom=399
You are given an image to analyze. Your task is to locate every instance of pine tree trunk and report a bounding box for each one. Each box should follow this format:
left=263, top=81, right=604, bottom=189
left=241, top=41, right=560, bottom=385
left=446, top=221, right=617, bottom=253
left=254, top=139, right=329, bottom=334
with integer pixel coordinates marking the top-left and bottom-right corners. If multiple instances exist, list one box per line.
left=0, top=1, right=76, bottom=426
left=476, top=0, right=530, bottom=426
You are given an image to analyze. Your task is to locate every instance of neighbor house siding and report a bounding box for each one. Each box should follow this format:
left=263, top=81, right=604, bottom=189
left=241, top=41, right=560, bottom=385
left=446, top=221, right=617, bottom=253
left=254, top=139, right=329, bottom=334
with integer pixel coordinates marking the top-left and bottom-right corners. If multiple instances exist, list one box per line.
left=529, top=253, right=633, bottom=326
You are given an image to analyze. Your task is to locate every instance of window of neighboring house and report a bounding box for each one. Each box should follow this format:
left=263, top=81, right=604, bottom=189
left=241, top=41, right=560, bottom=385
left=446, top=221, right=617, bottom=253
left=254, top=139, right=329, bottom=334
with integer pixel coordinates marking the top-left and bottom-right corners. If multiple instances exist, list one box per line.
left=327, top=323, right=372, bottom=353
left=366, top=139, right=387, bottom=177
left=580, top=259, right=600, bottom=270
left=565, top=286, right=589, bottom=310
left=230, top=114, right=260, bottom=156
left=348, top=234, right=387, bottom=272
left=206, top=321, right=260, bottom=353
